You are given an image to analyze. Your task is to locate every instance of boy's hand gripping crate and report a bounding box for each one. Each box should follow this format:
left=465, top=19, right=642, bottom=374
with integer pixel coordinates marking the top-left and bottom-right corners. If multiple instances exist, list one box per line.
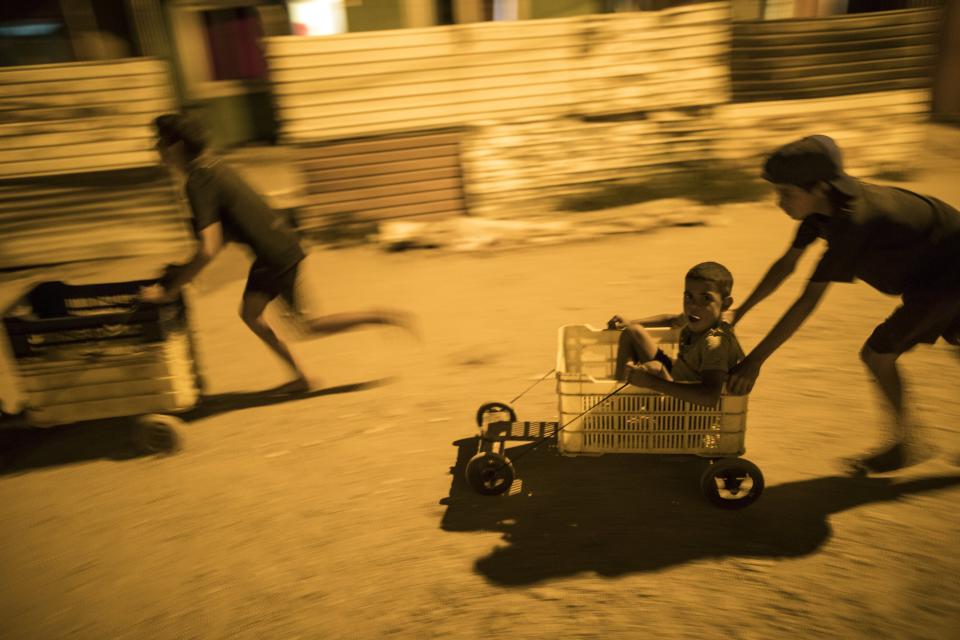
left=465, top=325, right=764, bottom=509
left=2, top=279, right=202, bottom=454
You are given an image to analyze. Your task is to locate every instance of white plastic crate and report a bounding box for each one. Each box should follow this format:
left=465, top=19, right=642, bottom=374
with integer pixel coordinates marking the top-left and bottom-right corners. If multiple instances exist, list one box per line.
left=17, top=330, right=199, bottom=427
left=4, top=280, right=202, bottom=428
left=555, top=324, right=748, bottom=456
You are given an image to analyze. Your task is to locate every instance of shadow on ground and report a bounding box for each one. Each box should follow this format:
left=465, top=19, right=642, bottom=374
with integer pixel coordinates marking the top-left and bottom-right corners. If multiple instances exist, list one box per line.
left=441, top=437, right=960, bottom=586
left=0, top=378, right=391, bottom=475
left=178, top=378, right=394, bottom=421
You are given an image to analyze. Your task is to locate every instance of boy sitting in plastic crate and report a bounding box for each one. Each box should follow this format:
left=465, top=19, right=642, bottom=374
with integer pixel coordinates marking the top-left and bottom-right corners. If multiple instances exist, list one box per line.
left=608, top=262, right=745, bottom=407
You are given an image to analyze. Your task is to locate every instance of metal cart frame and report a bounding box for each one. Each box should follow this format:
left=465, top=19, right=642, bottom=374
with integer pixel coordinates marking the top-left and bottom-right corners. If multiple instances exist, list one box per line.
left=464, top=325, right=764, bottom=509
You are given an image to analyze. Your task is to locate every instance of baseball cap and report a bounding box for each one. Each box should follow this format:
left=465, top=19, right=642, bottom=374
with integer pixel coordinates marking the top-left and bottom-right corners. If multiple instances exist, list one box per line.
left=762, top=135, right=857, bottom=195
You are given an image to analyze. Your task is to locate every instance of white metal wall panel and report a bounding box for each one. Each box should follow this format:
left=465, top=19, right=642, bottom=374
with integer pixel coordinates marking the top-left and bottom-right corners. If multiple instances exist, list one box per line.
left=265, top=3, right=732, bottom=143
left=0, top=58, right=178, bottom=179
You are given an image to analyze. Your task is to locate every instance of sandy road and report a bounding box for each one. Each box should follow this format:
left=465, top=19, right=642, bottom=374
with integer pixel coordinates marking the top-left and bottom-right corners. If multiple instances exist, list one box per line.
left=1, top=169, right=959, bottom=639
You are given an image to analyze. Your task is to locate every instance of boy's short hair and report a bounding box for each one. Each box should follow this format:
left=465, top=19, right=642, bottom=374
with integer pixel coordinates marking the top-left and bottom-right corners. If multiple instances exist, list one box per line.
left=762, top=135, right=857, bottom=196
left=154, top=113, right=207, bottom=160
left=686, top=262, right=733, bottom=298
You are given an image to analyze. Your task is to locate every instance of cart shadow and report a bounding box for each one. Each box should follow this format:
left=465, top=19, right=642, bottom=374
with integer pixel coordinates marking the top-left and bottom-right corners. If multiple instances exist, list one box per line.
left=440, top=437, right=960, bottom=586
left=0, top=418, right=143, bottom=475
left=0, top=378, right=392, bottom=475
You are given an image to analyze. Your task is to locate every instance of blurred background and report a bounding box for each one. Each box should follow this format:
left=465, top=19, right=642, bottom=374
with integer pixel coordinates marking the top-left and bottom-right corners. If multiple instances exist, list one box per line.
left=1, top=2, right=959, bottom=639
left=0, top=0, right=957, bottom=266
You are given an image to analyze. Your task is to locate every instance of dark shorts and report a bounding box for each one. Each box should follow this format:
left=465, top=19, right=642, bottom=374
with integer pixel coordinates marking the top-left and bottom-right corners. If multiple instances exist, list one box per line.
left=866, top=288, right=960, bottom=354
left=243, top=258, right=301, bottom=307
left=653, top=348, right=674, bottom=373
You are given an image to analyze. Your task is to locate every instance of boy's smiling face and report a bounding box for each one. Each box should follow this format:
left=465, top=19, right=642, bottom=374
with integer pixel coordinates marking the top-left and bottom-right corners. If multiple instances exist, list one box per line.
left=683, top=278, right=731, bottom=333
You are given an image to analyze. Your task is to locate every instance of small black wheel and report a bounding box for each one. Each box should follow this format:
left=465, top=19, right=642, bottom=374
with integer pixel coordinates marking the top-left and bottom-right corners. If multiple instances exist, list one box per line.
left=465, top=451, right=515, bottom=495
left=700, top=458, right=764, bottom=509
left=475, top=402, right=517, bottom=428
left=133, top=414, right=184, bottom=455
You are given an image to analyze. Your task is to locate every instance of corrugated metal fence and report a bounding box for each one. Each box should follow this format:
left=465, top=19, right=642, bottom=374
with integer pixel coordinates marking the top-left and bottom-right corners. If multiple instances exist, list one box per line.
left=731, top=7, right=942, bottom=102
left=0, top=58, right=192, bottom=270
left=268, top=2, right=941, bottom=223
left=720, top=2, right=942, bottom=181
left=0, top=58, right=177, bottom=178
left=266, top=2, right=730, bottom=227
left=3, top=5, right=936, bottom=256
left=266, top=2, right=730, bottom=142
left=296, top=130, right=467, bottom=229
left=0, top=168, right=192, bottom=269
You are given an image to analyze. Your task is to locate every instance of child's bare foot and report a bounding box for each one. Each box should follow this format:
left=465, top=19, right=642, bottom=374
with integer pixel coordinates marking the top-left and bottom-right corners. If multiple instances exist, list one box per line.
left=841, top=440, right=938, bottom=476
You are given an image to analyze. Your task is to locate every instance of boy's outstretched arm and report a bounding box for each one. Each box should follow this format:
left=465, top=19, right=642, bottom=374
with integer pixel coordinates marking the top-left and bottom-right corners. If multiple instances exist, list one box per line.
left=631, top=313, right=685, bottom=328
left=627, top=368, right=726, bottom=407
left=167, top=222, right=223, bottom=292
left=141, top=222, right=223, bottom=302
left=609, top=313, right=684, bottom=329
left=731, top=246, right=805, bottom=326
left=728, top=280, right=830, bottom=395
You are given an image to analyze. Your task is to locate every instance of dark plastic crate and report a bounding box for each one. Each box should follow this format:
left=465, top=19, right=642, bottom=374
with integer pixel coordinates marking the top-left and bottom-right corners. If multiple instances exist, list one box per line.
left=3, top=280, right=187, bottom=360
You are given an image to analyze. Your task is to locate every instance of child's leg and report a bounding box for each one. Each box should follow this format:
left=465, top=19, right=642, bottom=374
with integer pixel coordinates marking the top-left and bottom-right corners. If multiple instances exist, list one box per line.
left=240, top=291, right=311, bottom=387
left=614, top=323, right=661, bottom=381
left=853, top=342, right=936, bottom=473
left=860, top=346, right=909, bottom=441
left=286, top=257, right=418, bottom=339
left=848, top=296, right=957, bottom=472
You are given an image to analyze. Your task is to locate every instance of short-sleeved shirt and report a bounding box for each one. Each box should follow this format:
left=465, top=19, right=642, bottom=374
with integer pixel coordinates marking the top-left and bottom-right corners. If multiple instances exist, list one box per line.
left=792, top=180, right=960, bottom=295
left=670, top=321, right=745, bottom=383
left=186, top=157, right=305, bottom=273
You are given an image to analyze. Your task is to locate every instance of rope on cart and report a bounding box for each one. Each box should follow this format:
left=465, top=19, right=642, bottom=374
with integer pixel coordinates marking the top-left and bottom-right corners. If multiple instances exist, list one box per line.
left=497, top=381, right=630, bottom=467
left=509, top=368, right=556, bottom=404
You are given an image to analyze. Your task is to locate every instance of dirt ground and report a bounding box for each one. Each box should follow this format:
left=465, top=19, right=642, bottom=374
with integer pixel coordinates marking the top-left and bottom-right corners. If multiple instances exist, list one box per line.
left=2, top=168, right=960, bottom=639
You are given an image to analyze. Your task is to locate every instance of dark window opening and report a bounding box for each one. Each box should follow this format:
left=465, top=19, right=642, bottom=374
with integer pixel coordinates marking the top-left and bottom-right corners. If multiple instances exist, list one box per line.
left=90, top=0, right=136, bottom=56
left=203, top=7, right=268, bottom=81
left=436, top=0, right=455, bottom=25
left=0, top=0, right=71, bottom=66
left=482, top=0, right=495, bottom=20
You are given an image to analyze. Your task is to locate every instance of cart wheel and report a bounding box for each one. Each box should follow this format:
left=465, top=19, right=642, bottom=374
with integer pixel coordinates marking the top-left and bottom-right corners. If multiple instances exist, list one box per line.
left=465, top=451, right=515, bottom=496
left=700, top=458, right=764, bottom=509
left=475, top=402, right=517, bottom=428
left=133, top=414, right=184, bottom=455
